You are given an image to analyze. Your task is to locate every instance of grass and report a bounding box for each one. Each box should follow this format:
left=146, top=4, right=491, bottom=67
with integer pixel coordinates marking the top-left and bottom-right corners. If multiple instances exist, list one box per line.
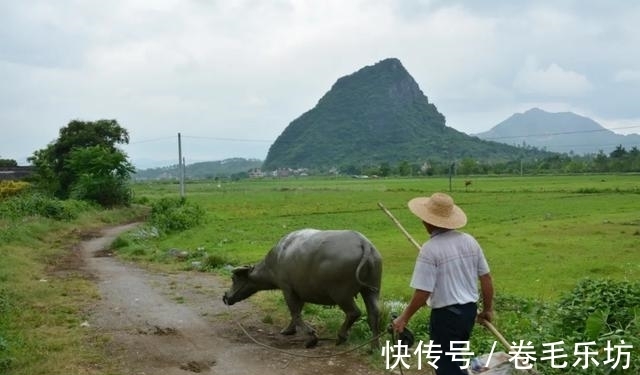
left=2, top=174, right=637, bottom=373
left=122, top=174, right=640, bottom=373
left=127, top=174, right=640, bottom=302
left=0, top=205, right=148, bottom=375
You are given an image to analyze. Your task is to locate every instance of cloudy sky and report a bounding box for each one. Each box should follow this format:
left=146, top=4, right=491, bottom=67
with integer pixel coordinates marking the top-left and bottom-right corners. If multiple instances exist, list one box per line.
left=2, top=1, right=639, bottom=168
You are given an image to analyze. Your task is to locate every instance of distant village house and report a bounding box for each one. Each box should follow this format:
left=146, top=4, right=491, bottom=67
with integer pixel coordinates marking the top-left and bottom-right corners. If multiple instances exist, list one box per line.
left=0, top=166, right=35, bottom=181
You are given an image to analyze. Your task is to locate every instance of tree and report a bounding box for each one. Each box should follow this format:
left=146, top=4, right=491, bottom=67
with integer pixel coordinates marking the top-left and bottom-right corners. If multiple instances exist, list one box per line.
left=609, top=145, right=627, bottom=159
left=608, top=145, right=630, bottom=172
left=67, top=145, right=134, bottom=206
left=379, top=162, right=391, bottom=177
left=459, top=157, right=478, bottom=175
left=592, top=150, right=609, bottom=172
left=630, top=147, right=640, bottom=171
left=0, top=159, right=18, bottom=167
left=397, top=160, right=411, bottom=176
left=29, top=119, right=133, bottom=206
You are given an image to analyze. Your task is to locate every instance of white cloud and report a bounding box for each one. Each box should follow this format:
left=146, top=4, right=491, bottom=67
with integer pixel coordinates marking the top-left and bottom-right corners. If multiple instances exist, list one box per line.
left=1, top=1, right=639, bottom=166
left=401, top=5, right=500, bottom=92
left=513, top=58, right=593, bottom=97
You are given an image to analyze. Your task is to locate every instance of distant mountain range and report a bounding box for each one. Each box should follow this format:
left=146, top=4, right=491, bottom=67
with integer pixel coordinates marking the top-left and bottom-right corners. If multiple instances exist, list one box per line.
left=133, top=158, right=262, bottom=180
left=475, top=108, right=640, bottom=155
left=263, top=58, right=552, bottom=170
left=132, top=61, right=639, bottom=175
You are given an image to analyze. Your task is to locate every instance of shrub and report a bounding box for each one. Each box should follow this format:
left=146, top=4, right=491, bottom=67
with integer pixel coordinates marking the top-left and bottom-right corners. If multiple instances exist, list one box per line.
left=110, top=236, right=130, bottom=249
left=0, top=193, right=92, bottom=220
left=539, top=278, right=640, bottom=374
left=554, top=278, right=640, bottom=338
left=70, top=173, right=132, bottom=207
left=150, top=197, right=205, bottom=234
left=200, top=252, right=235, bottom=271
left=0, top=181, right=30, bottom=199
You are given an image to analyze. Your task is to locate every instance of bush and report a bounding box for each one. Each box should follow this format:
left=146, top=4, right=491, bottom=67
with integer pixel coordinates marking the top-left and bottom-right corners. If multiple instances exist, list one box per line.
left=0, top=193, right=92, bottom=220
left=0, top=181, right=30, bottom=199
left=554, top=279, right=640, bottom=338
left=538, top=279, right=640, bottom=374
left=200, top=252, right=236, bottom=271
left=70, top=173, right=132, bottom=207
left=150, top=197, right=205, bottom=234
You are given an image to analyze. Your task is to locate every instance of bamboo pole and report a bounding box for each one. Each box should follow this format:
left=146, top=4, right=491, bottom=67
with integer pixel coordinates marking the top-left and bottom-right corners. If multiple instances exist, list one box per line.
left=377, top=202, right=422, bottom=249
left=480, top=318, right=513, bottom=352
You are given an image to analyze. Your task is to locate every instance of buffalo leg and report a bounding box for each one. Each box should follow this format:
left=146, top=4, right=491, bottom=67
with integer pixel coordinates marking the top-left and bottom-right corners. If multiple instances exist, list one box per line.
left=361, top=289, right=381, bottom=349
left=281, top=291, right=318, bottom=347
left=336, top=299, right=362, bottom=345
left=280, top=290, right=302, bottom=335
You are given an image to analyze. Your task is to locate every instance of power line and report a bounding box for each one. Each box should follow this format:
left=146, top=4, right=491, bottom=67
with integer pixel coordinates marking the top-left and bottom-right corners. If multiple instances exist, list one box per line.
left=129, top=136, right=176, bottom=144
left=130, top=126, right=639, bottom=145
left=505, top=142, right=639, bottom=151
left=182, top=135, right=273, bottom=143
left=128, top=134, right=274, bottom=145
left=126, top=124, right=638, bottom=155
left=482, top=125, right=640, bottom=141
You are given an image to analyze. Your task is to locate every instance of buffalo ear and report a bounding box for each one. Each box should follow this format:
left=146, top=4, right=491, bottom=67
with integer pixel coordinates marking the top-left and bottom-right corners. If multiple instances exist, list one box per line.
left=231, top=265, right=253, bottom=276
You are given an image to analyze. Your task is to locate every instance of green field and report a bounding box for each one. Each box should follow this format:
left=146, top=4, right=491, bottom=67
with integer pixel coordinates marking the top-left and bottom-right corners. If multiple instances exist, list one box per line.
left=131, top=174, right=640, bottom=302
left=127, top=174, right=640, bottom=375
left=1, top=174, right=637, bottom=375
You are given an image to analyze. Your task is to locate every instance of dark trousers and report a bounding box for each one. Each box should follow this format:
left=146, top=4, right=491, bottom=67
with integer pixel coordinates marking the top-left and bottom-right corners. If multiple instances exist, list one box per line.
left=430, top=302, right=477, bottom=375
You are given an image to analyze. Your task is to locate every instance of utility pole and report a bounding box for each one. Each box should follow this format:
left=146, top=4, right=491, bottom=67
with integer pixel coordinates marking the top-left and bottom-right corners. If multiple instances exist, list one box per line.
left=449, top=162, right=455, bottom=192
left=182, top=156, right=186, bottom=194
left=178, top=133, right=185, bottom=198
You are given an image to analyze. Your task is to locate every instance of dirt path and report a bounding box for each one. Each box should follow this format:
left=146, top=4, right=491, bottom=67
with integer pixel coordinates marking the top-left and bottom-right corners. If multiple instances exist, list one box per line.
left=81, top=224, right=394, bottom=375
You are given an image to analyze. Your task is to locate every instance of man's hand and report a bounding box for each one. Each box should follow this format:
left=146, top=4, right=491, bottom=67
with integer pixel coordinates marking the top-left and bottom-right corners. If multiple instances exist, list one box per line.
left=477, top=309, right=493, bottom=323
left=392, top=317, right=407, bottom=333
left=392, top=289, right=430, bottom=334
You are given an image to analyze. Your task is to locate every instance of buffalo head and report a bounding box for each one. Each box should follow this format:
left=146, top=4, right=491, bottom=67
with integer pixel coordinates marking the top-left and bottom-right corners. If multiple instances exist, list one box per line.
left=222, top=265, right=257, bottom=305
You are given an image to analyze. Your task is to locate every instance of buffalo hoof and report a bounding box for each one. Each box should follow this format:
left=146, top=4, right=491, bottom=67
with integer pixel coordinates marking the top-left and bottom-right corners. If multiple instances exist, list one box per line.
left=280, top=326, right=296, bottom=335
left=304, top=336, right=319, bottom=348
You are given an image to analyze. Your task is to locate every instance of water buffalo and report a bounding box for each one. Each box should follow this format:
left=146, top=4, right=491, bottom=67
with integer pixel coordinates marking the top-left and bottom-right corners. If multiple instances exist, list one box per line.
left=223, top=229, right=382, bottom=348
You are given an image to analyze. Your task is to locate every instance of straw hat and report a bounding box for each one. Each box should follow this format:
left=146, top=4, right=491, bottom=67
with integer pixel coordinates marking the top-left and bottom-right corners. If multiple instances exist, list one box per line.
left=408, top=193, right=467, bottom=229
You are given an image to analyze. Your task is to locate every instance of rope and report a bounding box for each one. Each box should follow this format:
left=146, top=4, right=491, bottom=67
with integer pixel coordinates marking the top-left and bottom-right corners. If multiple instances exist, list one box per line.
left=227, top=306, right=416, bottom=374
left=235, top=320, right=386, bottom=359
left=389, top=329, right=406, bottom=375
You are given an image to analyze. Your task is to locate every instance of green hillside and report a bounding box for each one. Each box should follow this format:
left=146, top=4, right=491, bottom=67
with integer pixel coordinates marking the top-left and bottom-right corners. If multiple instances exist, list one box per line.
left=263, top=58, right=552, bottom=171
left=133, top=158, right=262, bottom=180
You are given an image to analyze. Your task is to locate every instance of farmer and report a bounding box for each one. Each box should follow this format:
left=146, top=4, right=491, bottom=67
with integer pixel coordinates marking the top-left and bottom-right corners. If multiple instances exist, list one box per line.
left=392, top=192, right=494, bottom=375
